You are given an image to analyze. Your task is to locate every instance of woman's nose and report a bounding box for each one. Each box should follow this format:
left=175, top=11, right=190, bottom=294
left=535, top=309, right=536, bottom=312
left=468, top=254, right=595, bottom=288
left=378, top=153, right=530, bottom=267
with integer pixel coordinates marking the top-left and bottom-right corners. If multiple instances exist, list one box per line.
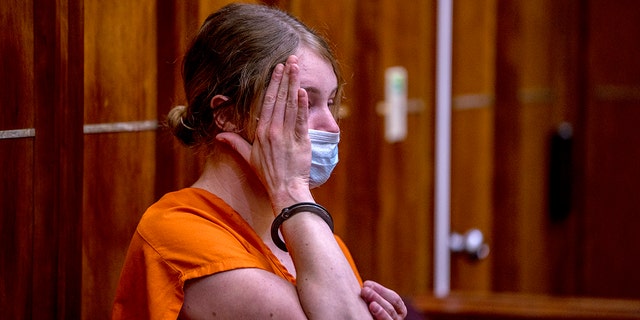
left=309, top=105, right=340, bottom=133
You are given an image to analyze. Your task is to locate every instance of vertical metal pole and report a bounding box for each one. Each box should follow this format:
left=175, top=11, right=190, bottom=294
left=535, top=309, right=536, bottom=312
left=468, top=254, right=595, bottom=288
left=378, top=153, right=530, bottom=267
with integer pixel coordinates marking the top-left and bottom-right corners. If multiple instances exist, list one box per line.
left=434, top=0, right=453, bottom=298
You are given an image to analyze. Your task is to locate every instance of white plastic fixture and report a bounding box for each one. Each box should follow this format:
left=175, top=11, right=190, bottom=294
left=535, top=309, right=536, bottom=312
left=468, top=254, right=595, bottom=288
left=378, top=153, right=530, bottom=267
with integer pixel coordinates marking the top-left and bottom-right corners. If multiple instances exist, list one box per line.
left=384, top=66, right=408, bottom=143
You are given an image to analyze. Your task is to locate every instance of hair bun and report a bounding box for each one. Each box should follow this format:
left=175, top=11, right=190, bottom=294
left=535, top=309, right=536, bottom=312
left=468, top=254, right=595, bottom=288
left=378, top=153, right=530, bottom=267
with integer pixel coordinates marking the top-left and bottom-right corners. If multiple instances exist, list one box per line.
left=166, top=105, right=196, bottom=146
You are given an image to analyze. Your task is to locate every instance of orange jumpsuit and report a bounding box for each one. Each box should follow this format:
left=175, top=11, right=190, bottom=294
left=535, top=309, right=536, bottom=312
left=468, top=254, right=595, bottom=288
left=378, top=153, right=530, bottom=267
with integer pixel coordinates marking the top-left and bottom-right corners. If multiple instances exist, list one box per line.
left=112, top=188, right=362, bottom=320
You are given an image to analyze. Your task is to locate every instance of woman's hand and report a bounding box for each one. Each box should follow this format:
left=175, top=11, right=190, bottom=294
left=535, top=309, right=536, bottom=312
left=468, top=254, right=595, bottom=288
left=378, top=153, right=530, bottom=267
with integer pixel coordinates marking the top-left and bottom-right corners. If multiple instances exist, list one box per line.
left=216, top=56, right=313, bottom=209
left=361, top=280, right=408, bottom=319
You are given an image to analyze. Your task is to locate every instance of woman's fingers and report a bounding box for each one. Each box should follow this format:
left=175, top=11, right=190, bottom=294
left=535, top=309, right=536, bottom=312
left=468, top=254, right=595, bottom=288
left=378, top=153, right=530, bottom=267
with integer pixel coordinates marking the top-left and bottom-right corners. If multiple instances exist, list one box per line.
left=361, top=280, right=408, bottom=320
left=259, top=63, right=284, bottom=132
left=258, top=55, right=305, bottom=140
left=283, top=57, right=302, bottom=133
left=368, top=301, right=392, bottom=320
left=362, top=286, right=396, bottom=319
left=295, top=87, right=309, bottom=139
left=270, top=57, right=294, bottom=130
left=215, top=132, right=252, bottom=164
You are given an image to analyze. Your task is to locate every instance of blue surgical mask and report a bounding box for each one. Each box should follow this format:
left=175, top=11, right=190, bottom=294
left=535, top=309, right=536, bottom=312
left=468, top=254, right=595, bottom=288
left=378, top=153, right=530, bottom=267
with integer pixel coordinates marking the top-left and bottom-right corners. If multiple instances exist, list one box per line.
left=308, top=129, right=340, bottom=189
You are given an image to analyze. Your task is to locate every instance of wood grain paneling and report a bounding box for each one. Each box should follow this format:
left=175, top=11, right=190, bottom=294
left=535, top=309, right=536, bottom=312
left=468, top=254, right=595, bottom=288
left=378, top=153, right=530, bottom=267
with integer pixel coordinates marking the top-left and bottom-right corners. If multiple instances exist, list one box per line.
left=542, top=0, right=584, bottom=296
left=83, top=1, right=157, bottom=124
left=32, top=0, right=84, bottom=319
left=1, top=1, right=84, bottom=319
left=583, top=0, right=640, bottom=298
left=0, top=2, right=36, bottom=316
left=450, top=0, right=496, bottom=292
left=413, top=292, right=640, bottom=320
left=0, top=0, right=34, bottom=129
left=82, top=132, right=157, bottom=319
left=493, top=0, right=564, bottom=294
left=82, top=1, right=157, bottom=319
left=0, top=139, right=34, bottom=319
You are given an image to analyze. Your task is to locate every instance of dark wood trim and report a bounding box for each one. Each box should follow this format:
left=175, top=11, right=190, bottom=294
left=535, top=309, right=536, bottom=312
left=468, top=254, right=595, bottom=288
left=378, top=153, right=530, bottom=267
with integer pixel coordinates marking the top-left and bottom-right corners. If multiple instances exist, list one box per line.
left=411, top=292, right=640, bottom=320
left=33, top=0, right=84, bottom=318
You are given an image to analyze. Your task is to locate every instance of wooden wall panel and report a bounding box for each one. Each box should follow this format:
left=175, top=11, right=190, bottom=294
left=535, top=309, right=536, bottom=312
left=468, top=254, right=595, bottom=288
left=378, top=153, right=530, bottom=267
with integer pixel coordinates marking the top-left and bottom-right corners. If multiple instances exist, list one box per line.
left=583, top=0, right=640, bottom=299
left=82, top=1, right=157, bottom=319
left=514, top=0, right=557, bottom=294
left=0, top=2, right=35, bottom=317
left=82, top=132, right=157, bottom=318
left=0, top=140, right=34, bottom=319
left=492, top=0, right=562, bottom=294
left=0, top=0, right=34, bottom=129
left=32, top=0, right=85, bottom=319
left=450, top=0, right=496, bottom=292
left=83, top=1, right=157, bottom=124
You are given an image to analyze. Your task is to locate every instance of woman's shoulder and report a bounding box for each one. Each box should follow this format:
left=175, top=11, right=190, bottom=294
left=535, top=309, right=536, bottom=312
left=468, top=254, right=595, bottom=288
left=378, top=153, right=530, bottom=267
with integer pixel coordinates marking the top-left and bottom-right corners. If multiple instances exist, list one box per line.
left=134, top=187, right=272, bottom=271
left=141, top=187, right=233, bottom=226
left=138, top=187, right=240, bottom=240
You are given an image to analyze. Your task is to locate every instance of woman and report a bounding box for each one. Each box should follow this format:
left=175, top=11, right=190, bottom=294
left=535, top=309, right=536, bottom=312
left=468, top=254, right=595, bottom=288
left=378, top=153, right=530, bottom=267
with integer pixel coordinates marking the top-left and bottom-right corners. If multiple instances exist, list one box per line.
left=112, top=3, right=407, bottom=319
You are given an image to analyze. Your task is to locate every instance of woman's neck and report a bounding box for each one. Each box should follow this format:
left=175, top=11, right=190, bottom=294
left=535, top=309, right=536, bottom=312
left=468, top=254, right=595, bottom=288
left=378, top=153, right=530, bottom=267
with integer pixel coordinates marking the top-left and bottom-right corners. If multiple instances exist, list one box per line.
left=191, top=145, right=274, bottom=238
left=191, top=143, right=297, bottom=277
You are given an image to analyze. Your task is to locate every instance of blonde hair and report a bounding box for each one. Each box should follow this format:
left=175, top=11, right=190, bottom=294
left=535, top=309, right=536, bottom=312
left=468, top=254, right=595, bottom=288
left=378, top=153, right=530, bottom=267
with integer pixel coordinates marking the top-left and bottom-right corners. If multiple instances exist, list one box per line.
left=167, top=3, right=343, bottom=149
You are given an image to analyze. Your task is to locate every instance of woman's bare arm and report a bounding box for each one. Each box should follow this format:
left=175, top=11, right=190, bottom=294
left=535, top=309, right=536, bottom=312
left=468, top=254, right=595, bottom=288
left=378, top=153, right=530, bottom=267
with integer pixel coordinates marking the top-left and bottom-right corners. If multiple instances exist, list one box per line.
left=180, top=268, right=307, bottom=319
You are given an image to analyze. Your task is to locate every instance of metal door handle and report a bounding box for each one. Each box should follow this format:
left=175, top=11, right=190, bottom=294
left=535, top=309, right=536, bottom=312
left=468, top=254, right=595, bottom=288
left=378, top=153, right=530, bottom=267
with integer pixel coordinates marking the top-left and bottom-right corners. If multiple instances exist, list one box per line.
left=450, top=229, right=490, bottom=260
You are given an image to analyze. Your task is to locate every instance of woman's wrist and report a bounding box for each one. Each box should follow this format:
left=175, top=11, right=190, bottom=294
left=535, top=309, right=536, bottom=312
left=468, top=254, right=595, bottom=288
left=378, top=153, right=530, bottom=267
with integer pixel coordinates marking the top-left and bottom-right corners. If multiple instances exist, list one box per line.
left=271, top=202, right=334, bottom=251
left=270, top=187, right=314, bottom=214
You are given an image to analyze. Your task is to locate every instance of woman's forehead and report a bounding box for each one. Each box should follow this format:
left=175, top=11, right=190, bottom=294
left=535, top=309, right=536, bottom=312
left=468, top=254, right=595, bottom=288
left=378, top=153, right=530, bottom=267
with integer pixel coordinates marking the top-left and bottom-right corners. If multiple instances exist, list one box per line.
left=296, top=48, right=338, bottom=96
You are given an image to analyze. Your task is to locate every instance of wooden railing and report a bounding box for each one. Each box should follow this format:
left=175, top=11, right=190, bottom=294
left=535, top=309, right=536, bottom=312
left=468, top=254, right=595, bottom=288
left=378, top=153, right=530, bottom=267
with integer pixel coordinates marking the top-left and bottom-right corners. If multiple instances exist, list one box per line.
left=409, top=292, right=640, bottom=320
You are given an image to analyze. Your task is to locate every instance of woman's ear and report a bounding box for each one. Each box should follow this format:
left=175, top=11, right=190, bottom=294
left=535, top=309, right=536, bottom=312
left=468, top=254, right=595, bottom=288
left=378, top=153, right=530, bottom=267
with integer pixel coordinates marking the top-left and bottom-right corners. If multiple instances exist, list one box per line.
left=211, top=95, right=237, bottom=132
